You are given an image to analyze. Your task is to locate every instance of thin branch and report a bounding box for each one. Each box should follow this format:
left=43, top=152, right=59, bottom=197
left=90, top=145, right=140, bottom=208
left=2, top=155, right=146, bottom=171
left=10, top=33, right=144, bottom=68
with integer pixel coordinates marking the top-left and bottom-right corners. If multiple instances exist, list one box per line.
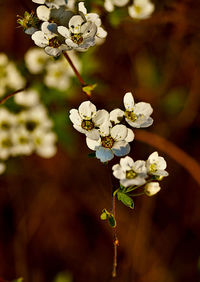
left=112, top=195, right=119, bottom=278
left=0, top=87, right=27, bottom=105
left=63, top=51, right=86, bottom=86
left=135, top=130, right=200, bottom=186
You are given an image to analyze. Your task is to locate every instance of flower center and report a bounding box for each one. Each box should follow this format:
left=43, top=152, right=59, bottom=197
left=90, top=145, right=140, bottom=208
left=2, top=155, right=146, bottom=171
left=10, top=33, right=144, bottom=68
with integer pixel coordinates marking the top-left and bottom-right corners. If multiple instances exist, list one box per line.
left=19, top=137, right=29, bottom=144
left=0, top=121, right=11, bottom=130
left=71, top=33, right=83, bottom=45
left=134, top=5, right=142, bottom=14
left=2, top=138, right=12, bottom=148
left=126, top=170, right=137, bottom=179
left=26, top=121, right=38, bottom=131
left=149, top=163, right=157, bottom=173
left=125, top=111, right=137, bottom=122
left=49, top=37, right=62, bottom=48
left=81, top=120, right=94, bottom=131
left=101, top=136, right=114, bottom=149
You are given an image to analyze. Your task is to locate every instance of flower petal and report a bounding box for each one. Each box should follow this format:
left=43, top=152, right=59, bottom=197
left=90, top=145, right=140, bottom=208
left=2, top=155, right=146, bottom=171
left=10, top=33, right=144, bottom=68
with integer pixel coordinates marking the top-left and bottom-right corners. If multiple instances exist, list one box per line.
left=93, top=110, right=109, bottom=127
left=120, top=156, right=134, bottom=170
left=69, top=109, right=81, bottom=126
left=133, top=160, right=147, bottom=174
left=78, top=101, right=96, bottom=120
left=57, top=26, right=70, bottom=38
left=110, top=108, right=124, bottom=125
left=32, top=31, right=48, bottom=47
left=99, top=122, right=110, bottom=137
left=134, top=102, right=153, bottom=116
left=123, top=92, right=134, bottom=111
left=112, top=164, right=126, bottom=179
left=86, top=137, right=101, bottom=150
left=121, top=177, right=146, bottom=187
left=112, top=142, right=130, bottom=157
left=125, top=128, right=134, bottom=142
left=86, top=129, right=100, bottom=140
left=36, top=5, right=50, bottom=21
left=96, top=147, right=114, bottom=162
left=111, top=124, right=127, bottom=141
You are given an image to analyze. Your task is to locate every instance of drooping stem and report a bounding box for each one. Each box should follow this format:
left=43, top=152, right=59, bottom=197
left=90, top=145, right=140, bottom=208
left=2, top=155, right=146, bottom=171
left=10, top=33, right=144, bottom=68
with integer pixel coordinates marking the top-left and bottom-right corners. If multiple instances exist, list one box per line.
left=63, top=51, right=86, bottom=86
left=0, top=87, right=27, bottom=105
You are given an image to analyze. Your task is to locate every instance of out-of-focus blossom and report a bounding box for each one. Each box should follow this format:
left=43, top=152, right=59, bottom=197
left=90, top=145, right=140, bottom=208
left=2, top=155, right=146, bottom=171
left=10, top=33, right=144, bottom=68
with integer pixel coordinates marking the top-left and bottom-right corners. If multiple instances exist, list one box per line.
left=14, top=89, right=39, bottom=107
left=33, top=129, right=57, bottom=158
left=25, top=47, right=49, bottom=74
left=128, top=0, right=154, bottom=19
left=104, top=0, right=129, bottom=12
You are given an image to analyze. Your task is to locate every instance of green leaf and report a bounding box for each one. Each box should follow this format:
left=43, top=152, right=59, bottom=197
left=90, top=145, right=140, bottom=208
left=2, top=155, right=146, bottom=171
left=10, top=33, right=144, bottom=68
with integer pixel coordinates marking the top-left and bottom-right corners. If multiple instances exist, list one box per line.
left=108, top=215, right=116, bottom=228
left=82, top=84, right=97, bottom=96
left=12, top=278, right=23, bottom=282
left=117, top=192, right=134, bottom=209
left=100, top=210, right=107, bottom=220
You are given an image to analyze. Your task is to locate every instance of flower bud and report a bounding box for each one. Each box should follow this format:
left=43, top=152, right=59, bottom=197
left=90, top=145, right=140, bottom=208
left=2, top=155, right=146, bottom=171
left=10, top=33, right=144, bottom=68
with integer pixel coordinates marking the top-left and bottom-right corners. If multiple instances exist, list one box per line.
left=144, top=182, right=161, bottom=196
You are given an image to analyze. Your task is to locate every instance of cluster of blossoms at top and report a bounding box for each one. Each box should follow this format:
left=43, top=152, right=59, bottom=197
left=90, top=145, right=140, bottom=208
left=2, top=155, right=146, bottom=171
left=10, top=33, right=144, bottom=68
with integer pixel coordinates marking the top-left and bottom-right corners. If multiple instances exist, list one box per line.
left=70, top=92, right=153, bottom=162
left=19, top=1, right=107, bottom=57
left=25, top=47, right=81, bottom=90
left=0, top=89, right=57, bottom=176
left=104, top=0, right=155, bottom=20
left=0, top=53, right=25, bottom=97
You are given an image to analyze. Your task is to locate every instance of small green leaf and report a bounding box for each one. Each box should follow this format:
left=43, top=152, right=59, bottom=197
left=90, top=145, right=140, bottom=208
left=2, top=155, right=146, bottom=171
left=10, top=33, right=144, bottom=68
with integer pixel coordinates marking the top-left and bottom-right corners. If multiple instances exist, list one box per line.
left=82, top=84, right=97, bottom=96
left=88, top=152, right=96, bottom=158
left=117, top=192, right=134, bottom=209
left=108, top=215, right=116, bottom=228
left=100, top=211, right=107, bottom=220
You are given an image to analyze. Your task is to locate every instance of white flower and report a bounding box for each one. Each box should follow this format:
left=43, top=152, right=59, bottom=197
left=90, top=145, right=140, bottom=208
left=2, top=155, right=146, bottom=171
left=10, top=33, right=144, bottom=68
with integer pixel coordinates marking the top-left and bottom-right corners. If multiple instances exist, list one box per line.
left=33, top=129, right=57, bottom=158
left=25, top=47, right=49, bottom=74
left=0, top=108, right=16, bottom=130
left=128, top=0, right=155, bottom=19
left=0, top=162, right=6, bottom=175
left=112, top=156, right=147, bottom=187
left=123, top=92, right=153, bottom=128
left=144, top=182, right=161, bottom=196
left=104, top=0, right=129, bottom=12
left=14, top=89, right=39, bottom=107
left=86, top=123, right=134, bottom=162
left=44, top=52, right=81, bottom=90
left=10, top=127, right=34, bottom=156
left=0, top=131, right=13, bottom=160
left=146, top=151, right=169, bottom=177
left=32, top=0, right=68, bottom=9
left=6, top=62, right=26, bottom=91
left=70, top=101, right=109, bottom=140
left=58, top=15, right=97, bottom=51
left=32, top=22, right=70, bottom=57
left=78, top=2, right=107, bottom=40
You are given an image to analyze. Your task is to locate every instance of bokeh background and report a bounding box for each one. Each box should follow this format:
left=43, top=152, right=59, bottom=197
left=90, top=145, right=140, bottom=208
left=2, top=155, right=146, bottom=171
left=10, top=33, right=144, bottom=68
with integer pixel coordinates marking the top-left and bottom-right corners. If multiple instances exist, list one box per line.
left=0, top=0, right=200, bottom=281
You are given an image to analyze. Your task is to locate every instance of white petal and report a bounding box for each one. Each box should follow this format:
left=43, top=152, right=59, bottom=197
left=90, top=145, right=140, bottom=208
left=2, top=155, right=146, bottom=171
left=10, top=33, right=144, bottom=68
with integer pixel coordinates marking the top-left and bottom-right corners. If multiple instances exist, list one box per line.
left=123, top=92, right=135, bottom=111
left=112, top=142, right=130, bottom=157
left=44, top=46, right=61, bottom=57
left=120, top=156, right=134, bottom=171
left=112, top=164, right=126, bottom=180
left=86, top=129, right=99, bottom=140
left=69, top=15, right=85, bottom=33
left=82, top=22, right=97, bottom=39
left=78, top=101, right=96, bottom=120
left=111, top=124, right=127, bottom=141
left=125, top=128, right=134, bottom=142
left=73, top=124, right=86, bottom=134
left=145, top=182, right=160, bottom=196
left=96, top=27, right=107, bottom=39
left=110, top=108, right=124, bottom=125
left=57, top=26, right=70, bottom=38
left=69, top=109, right=81, bottom=126
left=104, top=0, right=114, bottom=12
left=121, top=177, right=146, bottom=188
left=32, top=31, right=48, bottom=47
left=32, top=0, right=44, bottom=4
left=36, top=5, right=50, bottom=21
left=99, top=122, right=110, bottom=137
left=78, top=2, right=87, bottom=14
left=86, top=137, right=101, bottom=150
left=93, top=110, right=109, bottom=127
left=133, top=160, right=147, bottom=174
left=134, top=102, right=153, bottom=116
left=96, top=147, right=114, bottom=162
left=114, top=0, right=129, bottom=6
left=151, top=170, right=169, bottom=177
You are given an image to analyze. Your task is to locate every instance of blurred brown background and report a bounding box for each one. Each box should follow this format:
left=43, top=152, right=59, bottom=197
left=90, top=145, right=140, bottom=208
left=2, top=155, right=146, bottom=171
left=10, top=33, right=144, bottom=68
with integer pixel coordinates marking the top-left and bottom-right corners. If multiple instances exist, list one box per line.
left=0, top=0, right=200, bottom=281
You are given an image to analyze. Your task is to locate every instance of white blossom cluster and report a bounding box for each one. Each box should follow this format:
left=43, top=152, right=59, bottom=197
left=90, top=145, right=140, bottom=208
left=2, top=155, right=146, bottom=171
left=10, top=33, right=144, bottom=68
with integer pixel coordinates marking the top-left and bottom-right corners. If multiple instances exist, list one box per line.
left=20, top=1, right=107, bottom=57
left=104, top=0, right=155, bottom=20
left=112, top=152, right=168, bottom=196
left=70, top=92, right=153, bottom=162
left=0, top=53, right=25, bottom=97
left=25, top=47, right=81, bottom=90
left=0, top=89, right=57, bottom=175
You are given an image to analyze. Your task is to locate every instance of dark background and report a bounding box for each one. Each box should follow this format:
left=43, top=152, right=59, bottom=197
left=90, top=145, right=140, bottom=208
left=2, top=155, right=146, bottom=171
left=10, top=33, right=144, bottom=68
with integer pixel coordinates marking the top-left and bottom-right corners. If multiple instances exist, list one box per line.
left=0, top=0, right=200, bottom=281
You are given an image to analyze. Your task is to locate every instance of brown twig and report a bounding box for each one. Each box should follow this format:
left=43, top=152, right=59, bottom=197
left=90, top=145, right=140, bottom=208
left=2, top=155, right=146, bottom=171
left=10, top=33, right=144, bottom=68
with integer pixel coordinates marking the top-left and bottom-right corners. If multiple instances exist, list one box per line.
left=112, top=195, right=119, bottom=278
left=135, top=130, right=200, bottom=186
left=0, top=87, right=27, bottom=105
left=63, top=51, right=86, bottom=86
